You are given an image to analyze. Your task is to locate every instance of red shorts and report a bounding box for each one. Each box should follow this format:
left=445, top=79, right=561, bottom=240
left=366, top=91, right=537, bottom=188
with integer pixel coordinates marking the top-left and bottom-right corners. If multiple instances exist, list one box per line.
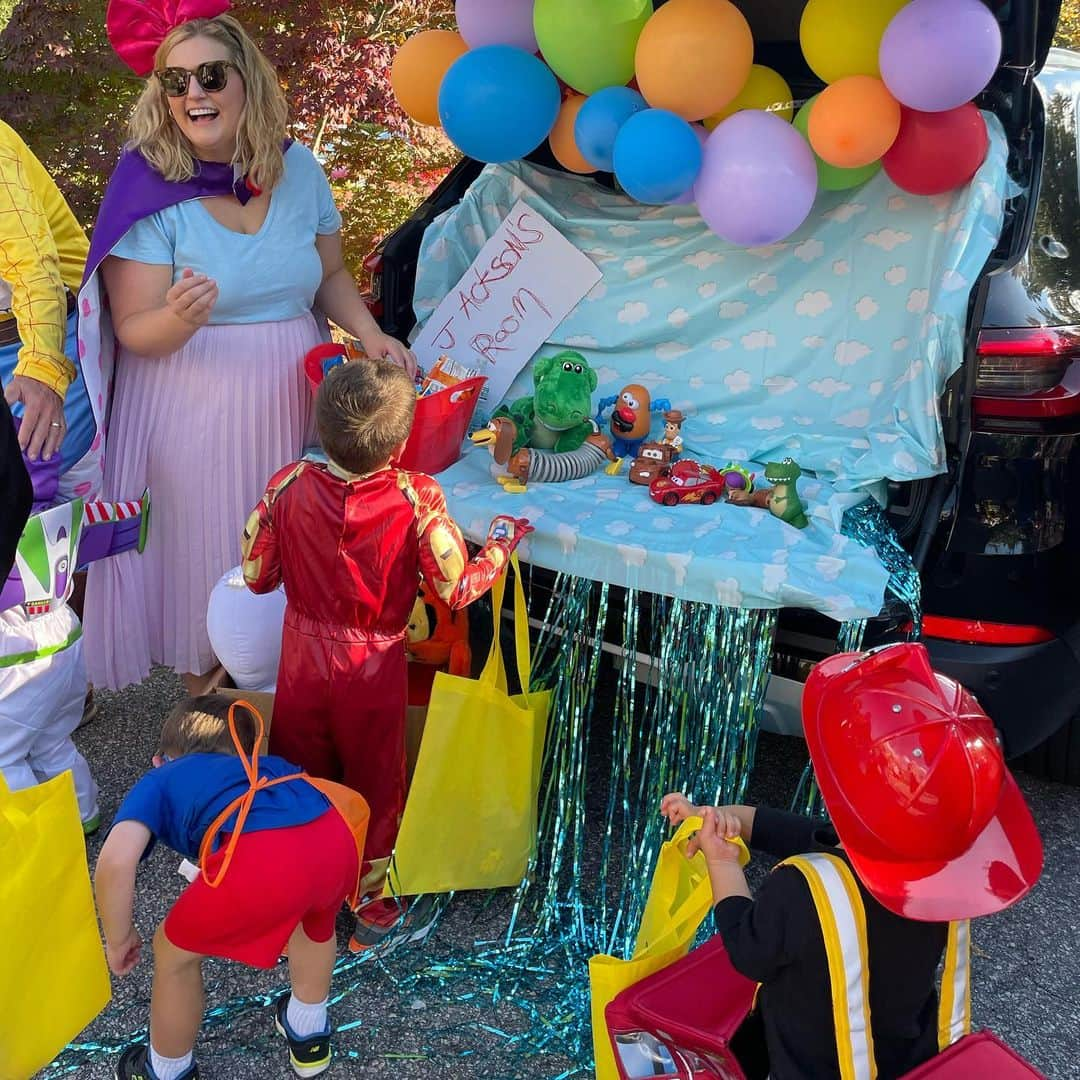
left=164, top=809, right=358, bottom=969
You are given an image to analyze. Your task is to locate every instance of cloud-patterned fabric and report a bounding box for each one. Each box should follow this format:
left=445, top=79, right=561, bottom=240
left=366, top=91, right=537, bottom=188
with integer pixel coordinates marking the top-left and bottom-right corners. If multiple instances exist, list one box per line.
left=413, top=115, right=1010, bottom=618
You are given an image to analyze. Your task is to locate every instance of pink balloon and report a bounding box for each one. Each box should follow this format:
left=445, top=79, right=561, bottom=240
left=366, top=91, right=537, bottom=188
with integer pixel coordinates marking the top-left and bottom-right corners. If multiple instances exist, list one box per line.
left=456, top=0, right=538, bottom=53
left=695, top=111, right=818, bottom=247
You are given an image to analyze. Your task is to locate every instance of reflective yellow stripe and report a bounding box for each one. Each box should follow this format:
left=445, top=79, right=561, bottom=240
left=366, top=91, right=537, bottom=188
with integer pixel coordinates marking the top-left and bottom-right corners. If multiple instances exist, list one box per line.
left=938, top=919, right=971, bottom=1050
left=782, top=854, right=876, bottom=1080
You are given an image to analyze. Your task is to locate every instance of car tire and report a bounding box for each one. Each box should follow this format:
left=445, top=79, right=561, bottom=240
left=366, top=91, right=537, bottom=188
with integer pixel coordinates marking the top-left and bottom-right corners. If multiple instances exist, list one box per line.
left=663, top=493, right=679, bottom=507
left=1017, top=713, right=1080, bottom=786
left=702, top=492, right=717, bottom=506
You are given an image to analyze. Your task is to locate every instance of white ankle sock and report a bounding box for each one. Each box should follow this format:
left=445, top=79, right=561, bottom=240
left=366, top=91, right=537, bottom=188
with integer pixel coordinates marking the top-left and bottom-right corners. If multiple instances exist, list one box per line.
left=286, top=994, right=329, bottom=1037
left=149, top=1046, right=193, bottom=1080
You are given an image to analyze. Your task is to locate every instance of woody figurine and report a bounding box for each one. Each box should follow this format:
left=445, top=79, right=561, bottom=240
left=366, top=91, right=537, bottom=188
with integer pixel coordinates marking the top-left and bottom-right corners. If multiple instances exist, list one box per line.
left=661, top=409, right=684, bottom=459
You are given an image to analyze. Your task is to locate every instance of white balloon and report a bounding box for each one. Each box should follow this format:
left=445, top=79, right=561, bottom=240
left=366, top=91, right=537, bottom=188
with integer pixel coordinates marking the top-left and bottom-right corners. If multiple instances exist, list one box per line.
left=205, top=567, right=286, bottom=692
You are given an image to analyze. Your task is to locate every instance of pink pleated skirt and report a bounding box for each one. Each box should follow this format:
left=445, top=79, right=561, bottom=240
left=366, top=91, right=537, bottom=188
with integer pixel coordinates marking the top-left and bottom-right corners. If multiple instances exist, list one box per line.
left=85, top=315, right=321, bottom=688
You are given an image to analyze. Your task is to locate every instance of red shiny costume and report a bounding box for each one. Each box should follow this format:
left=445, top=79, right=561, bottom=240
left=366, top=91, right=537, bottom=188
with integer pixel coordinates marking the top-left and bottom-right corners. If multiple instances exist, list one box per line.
left=241, top=460, right=520, bottom=890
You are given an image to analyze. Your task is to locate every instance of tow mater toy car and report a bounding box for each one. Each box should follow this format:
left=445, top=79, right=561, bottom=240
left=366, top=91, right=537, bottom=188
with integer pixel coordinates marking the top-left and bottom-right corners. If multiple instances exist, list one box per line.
left=629, top=442, right=677, bottom=486
left=649, top=460, right=754, bottom=507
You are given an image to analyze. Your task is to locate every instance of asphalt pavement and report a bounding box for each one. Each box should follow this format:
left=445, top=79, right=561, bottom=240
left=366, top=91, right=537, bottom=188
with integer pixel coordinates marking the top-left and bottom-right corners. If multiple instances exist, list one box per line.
left=40, top=666, right=1080, bottom=1080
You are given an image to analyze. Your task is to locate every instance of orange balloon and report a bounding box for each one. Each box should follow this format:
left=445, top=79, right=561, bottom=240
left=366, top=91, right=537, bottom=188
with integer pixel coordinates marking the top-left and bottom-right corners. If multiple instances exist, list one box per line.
left=391, top=30, right=468, bottom=126
left=634, top=0, right=753, bottom=121
left=807, top=75, right=901, bottom=169
left=549, top=94, right=595, bottom=174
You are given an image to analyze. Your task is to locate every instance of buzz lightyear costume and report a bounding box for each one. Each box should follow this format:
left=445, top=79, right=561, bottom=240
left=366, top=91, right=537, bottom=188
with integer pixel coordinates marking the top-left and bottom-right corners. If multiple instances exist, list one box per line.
left=0, top=453, right=149, bottom=826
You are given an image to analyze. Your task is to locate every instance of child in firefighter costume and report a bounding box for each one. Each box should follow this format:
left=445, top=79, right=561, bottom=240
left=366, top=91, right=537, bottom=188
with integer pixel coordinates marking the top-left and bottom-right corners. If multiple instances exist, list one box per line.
left=660, top=643, right=1043, bottom=1080
left=242, top=359, right=531, bottom=949
left=0, top=423, right=149, bottom=833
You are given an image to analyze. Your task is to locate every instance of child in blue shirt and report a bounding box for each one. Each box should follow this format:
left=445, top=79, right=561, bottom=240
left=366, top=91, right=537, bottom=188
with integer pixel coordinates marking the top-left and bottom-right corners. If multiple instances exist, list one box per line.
left=95, top=695, right=362, bottom=1080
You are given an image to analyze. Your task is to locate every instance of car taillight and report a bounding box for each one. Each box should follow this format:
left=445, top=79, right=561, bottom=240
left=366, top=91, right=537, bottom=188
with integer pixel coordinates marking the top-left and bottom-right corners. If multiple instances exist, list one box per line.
left=923, top=615, right=1055, bottom=646
left=973, top=327, right=1080, bottom=418
left=361, top=250, right=383, bottom=302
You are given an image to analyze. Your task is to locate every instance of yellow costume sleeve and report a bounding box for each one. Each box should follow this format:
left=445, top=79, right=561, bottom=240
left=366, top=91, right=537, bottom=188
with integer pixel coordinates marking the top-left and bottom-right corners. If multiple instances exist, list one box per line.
left=0, top=121, right=88, bottom=398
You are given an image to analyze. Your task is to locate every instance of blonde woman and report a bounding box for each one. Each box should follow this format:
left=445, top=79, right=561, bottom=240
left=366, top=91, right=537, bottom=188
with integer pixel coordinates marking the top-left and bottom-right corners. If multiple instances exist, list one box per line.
left=83, top=14, right=414, bottom=694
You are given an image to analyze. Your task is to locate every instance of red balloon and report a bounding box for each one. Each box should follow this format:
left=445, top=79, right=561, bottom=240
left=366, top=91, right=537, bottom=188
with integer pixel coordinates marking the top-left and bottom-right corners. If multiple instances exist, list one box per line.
left=882, top=103, right=989, bottom=196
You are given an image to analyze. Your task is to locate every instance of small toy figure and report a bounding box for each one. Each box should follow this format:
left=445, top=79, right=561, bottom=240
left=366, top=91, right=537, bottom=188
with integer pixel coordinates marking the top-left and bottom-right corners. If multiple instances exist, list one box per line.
left=727, top=458, right=809, bottom=529
left=472, top=418, right=615, bottom=492
left=605, top=383, right=654, bottom=458
left=660, top=410, right=685, bottom=459
left=649, top=459, right=729, bottom=507
left=629, top=442, right=676, bottom=486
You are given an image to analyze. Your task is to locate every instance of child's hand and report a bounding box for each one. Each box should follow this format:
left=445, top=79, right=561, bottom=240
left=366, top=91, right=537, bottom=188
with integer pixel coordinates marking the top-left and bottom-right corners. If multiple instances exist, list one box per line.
left=488, top=515, right=533, bottom=547
left=106, top=927, right=143, bottom=976
left=660, top=792, right=708, bottom=826
left=686, top=807, right=744, bottom=865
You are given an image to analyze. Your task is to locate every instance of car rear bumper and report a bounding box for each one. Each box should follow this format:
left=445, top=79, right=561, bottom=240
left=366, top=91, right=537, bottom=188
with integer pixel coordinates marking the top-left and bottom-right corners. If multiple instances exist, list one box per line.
left=763, top=628, right=1080, bottom=759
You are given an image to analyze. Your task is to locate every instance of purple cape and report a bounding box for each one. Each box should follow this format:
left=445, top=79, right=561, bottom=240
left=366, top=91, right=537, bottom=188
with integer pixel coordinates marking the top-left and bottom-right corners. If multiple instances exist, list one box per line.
left=82, top=143, right=291, bottom=286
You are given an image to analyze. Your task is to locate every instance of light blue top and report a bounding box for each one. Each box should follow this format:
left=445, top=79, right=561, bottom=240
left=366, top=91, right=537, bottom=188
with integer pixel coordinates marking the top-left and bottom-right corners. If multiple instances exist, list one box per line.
left=111, top=142, right=342, bottom=324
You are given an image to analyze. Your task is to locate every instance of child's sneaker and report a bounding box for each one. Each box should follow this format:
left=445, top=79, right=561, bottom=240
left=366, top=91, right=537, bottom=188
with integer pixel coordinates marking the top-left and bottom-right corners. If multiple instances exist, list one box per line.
left=348, top=893, right=439, bottom=954
left=114, top=1045, right=199, bottom=1080
left=274, top=996, right=332, bottom=1078
left=82, top=809, right=102, bottom=837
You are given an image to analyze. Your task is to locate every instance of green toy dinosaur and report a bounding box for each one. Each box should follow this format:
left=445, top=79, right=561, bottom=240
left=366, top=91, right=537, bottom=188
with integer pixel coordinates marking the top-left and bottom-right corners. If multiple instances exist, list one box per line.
left=728, top=457, right=809, bottom=529
left=491, top=350, right=598, bottom=455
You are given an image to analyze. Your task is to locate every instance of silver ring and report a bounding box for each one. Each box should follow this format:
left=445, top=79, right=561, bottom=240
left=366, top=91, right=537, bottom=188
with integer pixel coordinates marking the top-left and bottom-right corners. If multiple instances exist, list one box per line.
left=50, top=421, right=63, bottom=428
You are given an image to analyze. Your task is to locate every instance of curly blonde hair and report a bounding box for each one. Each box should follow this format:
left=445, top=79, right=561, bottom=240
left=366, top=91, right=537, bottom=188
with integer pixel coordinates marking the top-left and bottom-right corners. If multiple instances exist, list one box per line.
left=127, top=15, right=288, bottom=190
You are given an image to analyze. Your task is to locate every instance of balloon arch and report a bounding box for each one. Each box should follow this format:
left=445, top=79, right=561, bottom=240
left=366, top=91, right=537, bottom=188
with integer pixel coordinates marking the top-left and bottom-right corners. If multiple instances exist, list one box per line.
left=391, top=0, right=1001, bottom=247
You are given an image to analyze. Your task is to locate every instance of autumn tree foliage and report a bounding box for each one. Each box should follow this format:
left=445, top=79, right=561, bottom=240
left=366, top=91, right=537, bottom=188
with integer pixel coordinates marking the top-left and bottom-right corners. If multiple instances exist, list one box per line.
left=0, top=0, right=459, bottom=272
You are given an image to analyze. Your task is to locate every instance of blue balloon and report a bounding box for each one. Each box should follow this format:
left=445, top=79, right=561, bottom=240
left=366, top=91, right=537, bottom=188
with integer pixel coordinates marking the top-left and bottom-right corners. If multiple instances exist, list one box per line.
left=613, top=109, right=704, bottom=205
left=438, top=45, right=561, bottom=164
left=574, top=86, right=648, bottom=172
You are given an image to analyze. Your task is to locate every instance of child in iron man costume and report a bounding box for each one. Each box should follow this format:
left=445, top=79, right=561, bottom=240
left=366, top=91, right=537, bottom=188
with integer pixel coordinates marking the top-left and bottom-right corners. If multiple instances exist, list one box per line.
left=242, top=359, right=531, bottom=947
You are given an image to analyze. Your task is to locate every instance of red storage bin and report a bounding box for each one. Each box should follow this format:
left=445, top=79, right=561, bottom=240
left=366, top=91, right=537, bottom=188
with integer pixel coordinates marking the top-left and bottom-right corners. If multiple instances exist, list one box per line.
left=303, top=344, right=485, bottom=476
left=604, top=935, right=757, bottom=1080
left=901, top=1031, right=1046, bottom=1078
left=396, top=376, right=486, bottom=475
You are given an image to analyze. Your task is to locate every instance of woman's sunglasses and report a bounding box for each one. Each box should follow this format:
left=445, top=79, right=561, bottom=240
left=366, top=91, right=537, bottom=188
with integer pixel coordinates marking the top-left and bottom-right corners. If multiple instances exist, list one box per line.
left=155, top=60, right=235, bottom=98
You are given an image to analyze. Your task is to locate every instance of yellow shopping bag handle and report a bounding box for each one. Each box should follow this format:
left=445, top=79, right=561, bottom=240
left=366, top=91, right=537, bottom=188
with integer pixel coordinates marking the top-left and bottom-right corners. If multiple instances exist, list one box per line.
left=481, top=553, right=534, bottom=703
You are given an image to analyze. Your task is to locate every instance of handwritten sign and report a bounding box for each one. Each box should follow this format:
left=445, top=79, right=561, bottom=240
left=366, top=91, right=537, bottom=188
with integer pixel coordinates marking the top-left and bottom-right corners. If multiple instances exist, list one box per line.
left=412, top=200, right=602, bottom=414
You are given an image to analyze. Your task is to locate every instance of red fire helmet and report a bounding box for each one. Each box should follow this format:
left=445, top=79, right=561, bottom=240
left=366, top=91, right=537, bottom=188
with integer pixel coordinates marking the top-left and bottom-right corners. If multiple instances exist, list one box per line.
left=802, top=643, right=1043, bottom=921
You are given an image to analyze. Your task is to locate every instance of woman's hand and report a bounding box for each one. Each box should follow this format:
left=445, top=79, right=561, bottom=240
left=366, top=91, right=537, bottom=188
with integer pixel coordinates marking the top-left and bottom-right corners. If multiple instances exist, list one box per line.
left=105, top=927, right=143, bottom=976
left=361, top=330, right=418, bottom=379
left=165, top=268, right=218, bottom=328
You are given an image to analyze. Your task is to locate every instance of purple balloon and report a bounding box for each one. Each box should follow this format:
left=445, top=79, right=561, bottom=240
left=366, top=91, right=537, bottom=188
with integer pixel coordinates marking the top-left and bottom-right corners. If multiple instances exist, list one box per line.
left=456, top=0, right=538, bottom=53
left=880, top=0, right=1002, bottom=113
left=668, top=124, right=709, bottom=206
left=694, top=111, right=818, bottom=247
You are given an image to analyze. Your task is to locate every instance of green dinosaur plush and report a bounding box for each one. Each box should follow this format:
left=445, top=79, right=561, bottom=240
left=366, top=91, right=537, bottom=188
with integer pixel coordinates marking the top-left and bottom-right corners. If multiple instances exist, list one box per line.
left=494, top=350, right=598, bottom=455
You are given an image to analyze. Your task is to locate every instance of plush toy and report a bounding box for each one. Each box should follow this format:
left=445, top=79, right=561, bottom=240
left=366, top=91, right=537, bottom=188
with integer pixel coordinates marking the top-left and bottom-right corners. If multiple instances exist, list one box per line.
left=406, top=578, right=471, bottom=706
left=471, top=351, right=614, bottom=491
left=494, top=350, right=599, bottom=454
left=727, top=458, right=809, bottom=529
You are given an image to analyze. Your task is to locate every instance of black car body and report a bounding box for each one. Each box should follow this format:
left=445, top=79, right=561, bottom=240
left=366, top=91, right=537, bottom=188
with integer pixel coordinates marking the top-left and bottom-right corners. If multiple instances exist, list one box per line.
left=365, top=2, right=1080, bottom=781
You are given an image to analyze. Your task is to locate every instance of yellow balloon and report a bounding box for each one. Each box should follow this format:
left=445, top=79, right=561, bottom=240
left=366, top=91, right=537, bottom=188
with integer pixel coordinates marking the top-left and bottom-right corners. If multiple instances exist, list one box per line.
left=704, top=65, right=794, bottom=129
left=799, top=0, right=908, bottom=84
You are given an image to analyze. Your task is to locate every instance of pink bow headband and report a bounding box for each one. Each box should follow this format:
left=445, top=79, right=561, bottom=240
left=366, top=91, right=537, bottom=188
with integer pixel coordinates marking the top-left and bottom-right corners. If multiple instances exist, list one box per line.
left=107, top=0, right=232, bottom=77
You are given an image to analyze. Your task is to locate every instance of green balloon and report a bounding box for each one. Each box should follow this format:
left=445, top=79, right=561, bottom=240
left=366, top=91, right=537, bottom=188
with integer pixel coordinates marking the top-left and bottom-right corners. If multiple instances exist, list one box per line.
left=794, top=96, right=882, bottom=192
left=533, top=0, right=653, bottom=95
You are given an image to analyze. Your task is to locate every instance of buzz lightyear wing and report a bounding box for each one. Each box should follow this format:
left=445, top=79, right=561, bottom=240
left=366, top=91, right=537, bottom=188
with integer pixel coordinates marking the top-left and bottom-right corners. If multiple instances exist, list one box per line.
left=0, top=488, right=150, bottom=613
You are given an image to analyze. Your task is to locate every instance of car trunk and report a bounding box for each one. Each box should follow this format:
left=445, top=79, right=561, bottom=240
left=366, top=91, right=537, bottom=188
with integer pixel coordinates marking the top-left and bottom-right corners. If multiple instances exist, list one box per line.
left=370, top=0, right=1064, bottom=719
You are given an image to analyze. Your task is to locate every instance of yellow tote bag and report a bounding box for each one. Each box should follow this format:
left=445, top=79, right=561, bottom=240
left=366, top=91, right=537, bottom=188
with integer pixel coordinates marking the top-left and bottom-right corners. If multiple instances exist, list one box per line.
left=0, top=771, right=111, bottom=1080
left=589, top=818, right=749, bottom=1080
left=386, top=554, right=551, bottom=896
